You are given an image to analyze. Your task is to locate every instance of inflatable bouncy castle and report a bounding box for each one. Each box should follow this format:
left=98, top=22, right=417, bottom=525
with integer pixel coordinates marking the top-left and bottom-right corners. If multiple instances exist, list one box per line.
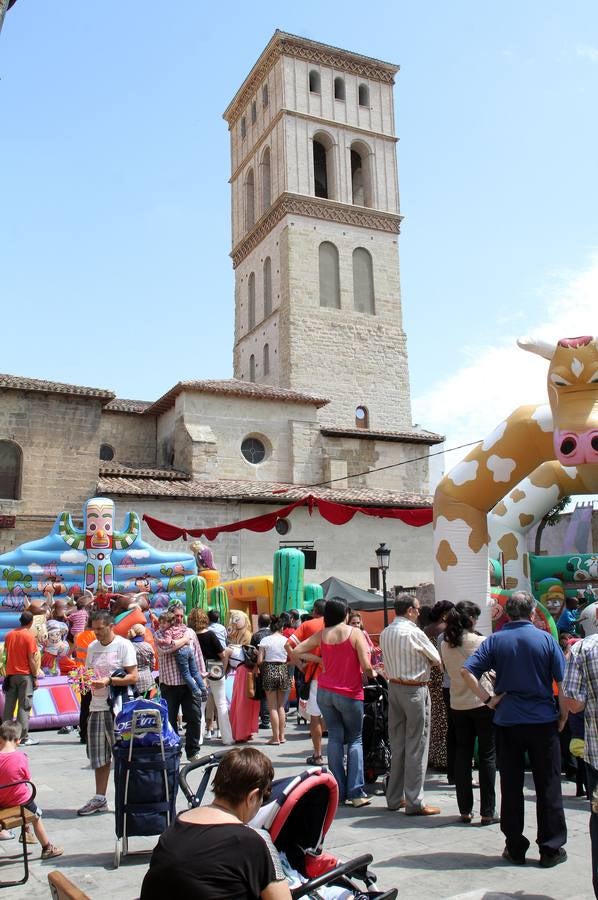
left=0, top=497, right=198, bottom=639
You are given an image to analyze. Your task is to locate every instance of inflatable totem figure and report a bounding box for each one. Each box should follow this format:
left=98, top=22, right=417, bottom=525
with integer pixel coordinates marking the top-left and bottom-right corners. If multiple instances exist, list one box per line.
left=59, top=497, right=137, bottom=593
left=434, top=335, right=598, bottom=633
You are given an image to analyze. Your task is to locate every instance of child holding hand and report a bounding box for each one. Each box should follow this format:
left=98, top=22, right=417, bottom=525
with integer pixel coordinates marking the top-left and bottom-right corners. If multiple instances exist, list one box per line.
left=0, top=720, right=63, bottom=858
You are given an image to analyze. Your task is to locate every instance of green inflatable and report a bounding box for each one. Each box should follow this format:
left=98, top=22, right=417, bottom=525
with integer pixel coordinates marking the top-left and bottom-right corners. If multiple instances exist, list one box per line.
left=273, top=548, right=304, bottom=614
left=303, top=583, right=324, bottom=614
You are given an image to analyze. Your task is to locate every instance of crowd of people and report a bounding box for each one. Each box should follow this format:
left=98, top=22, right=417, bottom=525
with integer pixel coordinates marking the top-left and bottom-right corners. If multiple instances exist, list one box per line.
left=2, top=585, right=598, bottom=896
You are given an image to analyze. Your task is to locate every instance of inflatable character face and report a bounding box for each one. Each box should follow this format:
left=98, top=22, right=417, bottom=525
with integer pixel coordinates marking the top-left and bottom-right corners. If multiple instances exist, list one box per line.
left=85, top=498, right=115, bottom=552
left=538, top=579, right=566, bottom=621
left=519, top=336, right=598, bottom=465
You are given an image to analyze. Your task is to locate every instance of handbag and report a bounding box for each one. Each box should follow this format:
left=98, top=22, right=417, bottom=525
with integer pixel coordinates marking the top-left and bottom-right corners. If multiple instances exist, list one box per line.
left=246, top=670, right=256, bottom=699
left=299, top=679, right=311, bottom=702
left=206, top=659, right=224, bottom=681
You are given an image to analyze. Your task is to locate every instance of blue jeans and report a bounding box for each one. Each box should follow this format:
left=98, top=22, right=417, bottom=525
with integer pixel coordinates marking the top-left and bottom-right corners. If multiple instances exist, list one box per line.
left=585, top=761, right=598, bottom=898
left=317, top=686, right=365, bottom=801
left=175, top=646, right=206, bottom=696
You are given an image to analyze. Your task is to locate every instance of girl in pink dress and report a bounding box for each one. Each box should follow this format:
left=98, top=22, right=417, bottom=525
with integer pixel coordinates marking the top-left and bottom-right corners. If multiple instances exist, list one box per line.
left=227, top=611, right=259, bottom=742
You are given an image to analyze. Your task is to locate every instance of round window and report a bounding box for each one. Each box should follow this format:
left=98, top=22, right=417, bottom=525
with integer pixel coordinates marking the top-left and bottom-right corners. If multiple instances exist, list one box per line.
left=275, top=518, right=291, bottom=536
left=241, top=437, right=266, bottom=464
left=99, top=443, right=115, bottom=462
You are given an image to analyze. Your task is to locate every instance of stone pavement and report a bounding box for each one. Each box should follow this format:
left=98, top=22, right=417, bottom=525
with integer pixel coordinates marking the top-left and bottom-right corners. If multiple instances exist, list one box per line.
left=0, top=723, right=593, bottom=899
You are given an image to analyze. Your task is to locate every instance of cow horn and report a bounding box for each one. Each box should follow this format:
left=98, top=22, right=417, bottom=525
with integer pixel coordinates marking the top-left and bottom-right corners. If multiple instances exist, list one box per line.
left=516, top=336, right=557, bottom=360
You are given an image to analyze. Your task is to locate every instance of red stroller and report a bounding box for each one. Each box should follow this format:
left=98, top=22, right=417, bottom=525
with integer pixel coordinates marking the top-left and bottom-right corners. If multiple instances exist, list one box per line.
left=179, top=753, right=397, bottom=899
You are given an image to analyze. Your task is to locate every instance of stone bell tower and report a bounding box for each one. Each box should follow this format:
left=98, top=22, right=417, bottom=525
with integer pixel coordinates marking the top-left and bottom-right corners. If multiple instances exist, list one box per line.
left=223, top=31, right=413, bottom=431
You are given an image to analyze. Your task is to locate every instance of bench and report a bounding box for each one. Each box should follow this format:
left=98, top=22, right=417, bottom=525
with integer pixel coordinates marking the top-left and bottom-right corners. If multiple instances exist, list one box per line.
left=0, top=779, right=36, bottom=888
left=48, top=870, right=92, bottom=900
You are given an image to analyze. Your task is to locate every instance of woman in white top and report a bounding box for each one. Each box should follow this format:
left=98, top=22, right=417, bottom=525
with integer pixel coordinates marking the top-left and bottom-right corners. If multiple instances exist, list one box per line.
left=258, top=616, right=291, bottom=746
left=441, top=601, right=497, bottom=825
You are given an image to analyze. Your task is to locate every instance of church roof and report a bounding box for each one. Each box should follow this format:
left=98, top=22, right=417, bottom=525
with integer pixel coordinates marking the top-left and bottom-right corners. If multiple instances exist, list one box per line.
left=99, top=464, right=191, bottom=480
left=104, top=398, right=153, bottom=413
left=321, top=426, right=444, bottom=445
left=144, top=379, right=329, bottom=415
left=0, top=373, right=115, bottom=403
left=97, top=472, right=432, bottom=508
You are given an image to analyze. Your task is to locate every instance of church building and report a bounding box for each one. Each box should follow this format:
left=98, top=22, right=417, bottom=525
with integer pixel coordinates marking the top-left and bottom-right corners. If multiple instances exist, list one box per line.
left=0, top=32, right=442, bottom=589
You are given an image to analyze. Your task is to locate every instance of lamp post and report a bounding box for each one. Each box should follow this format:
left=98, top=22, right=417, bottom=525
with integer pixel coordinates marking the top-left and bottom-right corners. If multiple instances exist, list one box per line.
left=375, top=542, right=391, bottom=628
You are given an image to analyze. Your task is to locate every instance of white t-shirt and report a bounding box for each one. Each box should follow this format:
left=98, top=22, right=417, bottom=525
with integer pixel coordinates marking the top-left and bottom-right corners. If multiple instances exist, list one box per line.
left=259, top=632, right=288, bottom=663
left=86, top=635, right=137, bottom=712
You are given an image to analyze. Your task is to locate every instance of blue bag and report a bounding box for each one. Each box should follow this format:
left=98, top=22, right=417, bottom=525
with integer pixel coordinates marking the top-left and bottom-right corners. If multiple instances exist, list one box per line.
left=114, top=698, right=180, bottom=748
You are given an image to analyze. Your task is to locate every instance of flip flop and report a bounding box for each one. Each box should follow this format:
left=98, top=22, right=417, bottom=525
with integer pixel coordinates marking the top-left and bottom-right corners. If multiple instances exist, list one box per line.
left=266, top=739, right=280, bottom=745
left=306, top=754, right=324, bottom=765
left=0, top=830, right=15, bottom=841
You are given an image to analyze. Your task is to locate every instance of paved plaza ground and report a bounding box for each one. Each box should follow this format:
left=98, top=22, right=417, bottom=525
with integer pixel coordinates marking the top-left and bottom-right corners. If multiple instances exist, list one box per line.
left=0, top=723, right=593, bottom=899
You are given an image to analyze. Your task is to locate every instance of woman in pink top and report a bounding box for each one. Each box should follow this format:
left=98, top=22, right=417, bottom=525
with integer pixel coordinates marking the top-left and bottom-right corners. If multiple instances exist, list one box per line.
left=294, top=599, right=373, bottom=807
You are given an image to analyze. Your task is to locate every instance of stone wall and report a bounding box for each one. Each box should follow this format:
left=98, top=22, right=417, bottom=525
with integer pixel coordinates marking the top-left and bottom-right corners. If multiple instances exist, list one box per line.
left=99, top=411, right=156, bottom=467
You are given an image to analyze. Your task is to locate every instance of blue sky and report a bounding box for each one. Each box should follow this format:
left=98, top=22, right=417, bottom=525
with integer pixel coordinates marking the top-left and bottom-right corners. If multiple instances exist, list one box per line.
left=1, top=1, right=598, bottom=462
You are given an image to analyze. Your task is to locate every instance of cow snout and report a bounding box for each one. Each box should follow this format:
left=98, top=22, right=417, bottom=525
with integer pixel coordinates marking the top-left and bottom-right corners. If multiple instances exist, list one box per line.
left=554, top=429, right=598, bottom=464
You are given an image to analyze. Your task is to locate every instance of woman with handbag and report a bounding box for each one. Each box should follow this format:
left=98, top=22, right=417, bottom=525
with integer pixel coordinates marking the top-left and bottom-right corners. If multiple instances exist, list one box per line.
left=188, top=609, right=233, bottom=746
left=227, top=611, right=260, bottom=742
left=257, top=616, right=291, bottom=745
left=441, top=601, right=497, bottom=825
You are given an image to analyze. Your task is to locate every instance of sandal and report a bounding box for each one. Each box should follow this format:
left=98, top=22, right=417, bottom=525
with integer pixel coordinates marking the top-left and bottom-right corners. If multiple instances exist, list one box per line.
left=306, top=754, right=324, bottom=765
left=41, top=843, right=64, bottom=860
left=19, top=831, right=37, bottom=845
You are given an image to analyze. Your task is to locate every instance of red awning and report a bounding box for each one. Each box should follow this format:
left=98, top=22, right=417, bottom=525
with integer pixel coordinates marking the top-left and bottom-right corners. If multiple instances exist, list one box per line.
left=142, top=494, right=432, bottom=541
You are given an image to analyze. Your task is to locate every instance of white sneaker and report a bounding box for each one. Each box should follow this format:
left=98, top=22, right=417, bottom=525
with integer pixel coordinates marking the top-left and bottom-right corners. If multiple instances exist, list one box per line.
left=77, top=796, right=108, bottom=816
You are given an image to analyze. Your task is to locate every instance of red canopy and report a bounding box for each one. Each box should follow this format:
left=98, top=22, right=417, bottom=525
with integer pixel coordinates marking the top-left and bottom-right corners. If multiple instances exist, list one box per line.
left=142, top=494, right=432, bottom=541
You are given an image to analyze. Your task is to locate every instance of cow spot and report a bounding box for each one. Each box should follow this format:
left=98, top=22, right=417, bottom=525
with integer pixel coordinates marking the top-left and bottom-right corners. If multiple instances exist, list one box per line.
left=498, top=532, right=519, bottom=563
left=530, top=466, right=559, bottom=489
left=505, top=577, right=519, bottom=589
left=523, top=555, right=529, bottom=578
left=448, top=459, right=479, bottom=487
left=487, top=455, right=517, bottom=483
left=531, top=405, right=553, bottom=433
left=482, top=421, right=507, bottom=452
left=509, top=489, right=526, bottom=503
left=519, top=513, right=535, bottom=528
left=493, top=501, right=508, bottom=517
left=436, top=540, right=458, bottom=571
left=562, top=466, right=578, bottom=479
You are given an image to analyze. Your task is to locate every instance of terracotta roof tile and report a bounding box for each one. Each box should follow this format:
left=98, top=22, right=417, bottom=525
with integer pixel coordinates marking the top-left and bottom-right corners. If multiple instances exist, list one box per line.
left=0, top=374, right=115, bottom=403
left=144, top=379, right=329, bottom=415
left=104, top=398, right=153, bottom=414
left=321, top=426, right=444, bottom=444
left=99, top=464, right=191, bottom=481
left=97, top=474, right=432, bottom=508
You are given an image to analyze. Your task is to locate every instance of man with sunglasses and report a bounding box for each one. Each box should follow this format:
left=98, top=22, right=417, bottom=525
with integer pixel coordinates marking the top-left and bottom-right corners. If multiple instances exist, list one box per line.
left=380, top=593, right=442, bottom=816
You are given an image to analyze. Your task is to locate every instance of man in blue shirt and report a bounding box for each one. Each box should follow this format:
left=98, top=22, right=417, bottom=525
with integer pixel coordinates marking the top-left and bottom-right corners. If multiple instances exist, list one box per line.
left=462, top=591, right=568, bottom=867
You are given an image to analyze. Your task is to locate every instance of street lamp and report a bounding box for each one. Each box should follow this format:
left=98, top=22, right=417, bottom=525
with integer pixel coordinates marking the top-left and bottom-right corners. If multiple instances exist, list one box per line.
left=375, top=542, right=391, bottom=628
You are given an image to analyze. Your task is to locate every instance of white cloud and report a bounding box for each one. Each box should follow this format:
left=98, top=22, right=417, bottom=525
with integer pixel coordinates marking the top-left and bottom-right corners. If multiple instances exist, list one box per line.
left=28, top=563, right=43, bottom=574
left=127, top=549, right=150, bottom=559
left=414, top=253, right=598, bottom=479
left=577, top=45, right=598, bottom=63
left=60, top=549, right=86, bottom=563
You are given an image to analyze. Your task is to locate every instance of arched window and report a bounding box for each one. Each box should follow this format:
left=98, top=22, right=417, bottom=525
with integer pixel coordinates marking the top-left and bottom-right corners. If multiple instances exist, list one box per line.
left=334, top=77, right=345, bottom=101
left=261, top=147, right=271, bottom=213
left=0, top=440, right=22, bottom=500
left=353, top=248, right=375, bottom=314
left=350, top=141, right=373, bottom=207
left=313, top=131, right=335, bottom=200
left=319, top=242, right=341, bottom=309
left=245, top=168, right=255, bottom=230
left=263, top=257, right=272, bottom=317
left=248, top=272, right=256, bottom=330
left=309, top=69, right=321, bottom=93
left=240, top=117, right=246, bottom=139
left=249, top=354, right=256, bottom=382
left=263, top=343, right=270, bottom=375
left=358, top=83, right=370, bottom=106
left=355, top=406, right=369, bottom=429
left=251, top=101, right=257, bottom=124
left=99, top=443, right=115, bottom=462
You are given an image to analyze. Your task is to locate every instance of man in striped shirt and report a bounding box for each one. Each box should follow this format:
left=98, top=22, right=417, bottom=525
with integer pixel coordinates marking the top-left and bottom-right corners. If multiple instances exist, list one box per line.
left=380, top=593, right=442, bottom=815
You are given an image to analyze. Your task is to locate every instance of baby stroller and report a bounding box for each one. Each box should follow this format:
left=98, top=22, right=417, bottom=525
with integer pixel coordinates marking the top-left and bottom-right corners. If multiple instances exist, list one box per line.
left=179, top=753, right=397, bottom=899
left=362, top=674, right=390, bottom=786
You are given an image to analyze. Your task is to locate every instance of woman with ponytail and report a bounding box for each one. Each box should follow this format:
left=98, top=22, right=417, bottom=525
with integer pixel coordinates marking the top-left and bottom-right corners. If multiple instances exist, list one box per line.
left=441, top=602, right=497, bottom=825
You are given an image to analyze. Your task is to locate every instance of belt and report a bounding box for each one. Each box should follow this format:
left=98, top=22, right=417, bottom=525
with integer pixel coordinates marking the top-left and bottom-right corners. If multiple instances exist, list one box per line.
left=389, top=678, right=428, bottom=686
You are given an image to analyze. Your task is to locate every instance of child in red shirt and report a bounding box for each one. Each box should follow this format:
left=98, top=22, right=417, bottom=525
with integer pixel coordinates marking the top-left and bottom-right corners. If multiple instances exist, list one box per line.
left=0, top=721, right=63, bottom=858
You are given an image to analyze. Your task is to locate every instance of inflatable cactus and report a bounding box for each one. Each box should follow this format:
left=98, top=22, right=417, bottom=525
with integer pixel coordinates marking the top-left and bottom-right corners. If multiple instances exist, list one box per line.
left=186, top=575, right=207, bottom=615
left=273, top=548, right=304, bottom=614
left=303, top=583, right=324, bottom=614
left=209, top=585, right=229, bottom=621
